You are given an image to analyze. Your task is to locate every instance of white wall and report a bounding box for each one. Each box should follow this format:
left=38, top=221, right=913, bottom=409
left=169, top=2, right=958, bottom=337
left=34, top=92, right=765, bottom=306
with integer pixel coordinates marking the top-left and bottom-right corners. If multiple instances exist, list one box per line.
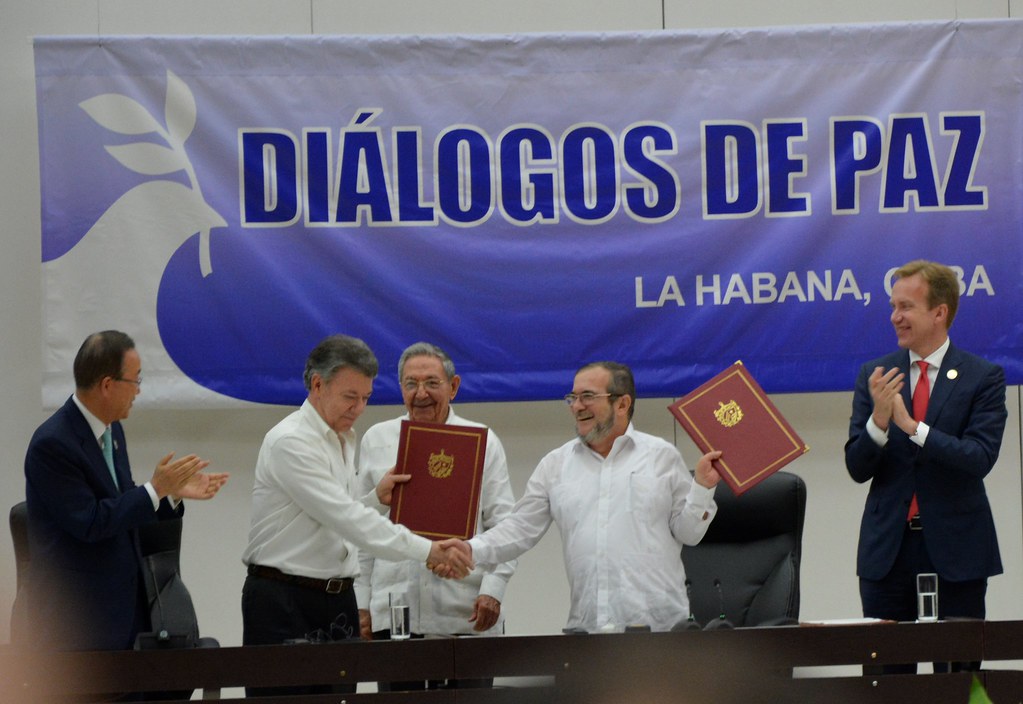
left=2, top=1, right=1021, bottom=660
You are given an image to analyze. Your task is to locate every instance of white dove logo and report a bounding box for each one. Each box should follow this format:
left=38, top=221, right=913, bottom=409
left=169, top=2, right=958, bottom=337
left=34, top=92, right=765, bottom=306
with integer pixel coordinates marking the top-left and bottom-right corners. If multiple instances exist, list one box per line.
left=42, top=70, right=232, bottom=408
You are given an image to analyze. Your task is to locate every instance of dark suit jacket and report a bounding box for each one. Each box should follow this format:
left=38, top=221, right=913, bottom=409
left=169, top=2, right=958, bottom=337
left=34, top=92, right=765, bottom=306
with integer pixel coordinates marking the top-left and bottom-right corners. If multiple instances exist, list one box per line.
left=845, top=343, right=1006, bottom=582
left=24, top=396, right=180, bottom=650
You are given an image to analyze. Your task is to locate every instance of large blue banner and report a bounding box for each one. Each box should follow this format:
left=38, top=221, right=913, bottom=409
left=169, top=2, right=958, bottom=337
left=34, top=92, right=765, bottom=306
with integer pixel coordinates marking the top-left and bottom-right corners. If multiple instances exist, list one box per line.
left=34, top=22, right=1023, bottom=408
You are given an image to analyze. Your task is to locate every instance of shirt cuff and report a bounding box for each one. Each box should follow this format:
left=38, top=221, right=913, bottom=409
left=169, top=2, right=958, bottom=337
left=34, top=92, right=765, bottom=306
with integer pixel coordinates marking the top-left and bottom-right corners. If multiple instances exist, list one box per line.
left=866, top=415, right=888, bottom=447
left=479, top=573, right=509, bottom=603
left=467, top=537, right=495, bottom=566
left=361, top=488, right=389, bottom=515
left=911, top=421, right=929, bottom=446
left=687, top=480, right=716, bottom=511
left=144, top=482, right=160, bottom=510
left=412, top=534, right=433, bottom=563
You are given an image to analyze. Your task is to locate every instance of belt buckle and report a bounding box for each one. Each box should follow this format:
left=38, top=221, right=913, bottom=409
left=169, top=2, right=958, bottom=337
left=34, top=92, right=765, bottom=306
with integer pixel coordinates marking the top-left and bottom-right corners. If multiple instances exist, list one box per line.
left=324, top=577, right=345, bottom=594
left=908, top=515, right=923, bottom=531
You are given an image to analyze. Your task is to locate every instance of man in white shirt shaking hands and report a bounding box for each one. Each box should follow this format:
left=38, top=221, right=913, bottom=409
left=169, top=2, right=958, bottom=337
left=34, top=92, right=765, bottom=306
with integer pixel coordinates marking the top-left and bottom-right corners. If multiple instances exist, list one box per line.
left=241, top=334, right=472, bottom=697
left=439, top=361, right=721, bottom=633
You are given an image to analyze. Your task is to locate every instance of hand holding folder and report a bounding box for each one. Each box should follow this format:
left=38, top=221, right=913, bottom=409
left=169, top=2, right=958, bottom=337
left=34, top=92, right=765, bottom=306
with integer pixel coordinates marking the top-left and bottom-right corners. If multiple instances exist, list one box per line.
left=389, top=420, right=488, bottom=539
left=668, top=361, right=808, bottom=496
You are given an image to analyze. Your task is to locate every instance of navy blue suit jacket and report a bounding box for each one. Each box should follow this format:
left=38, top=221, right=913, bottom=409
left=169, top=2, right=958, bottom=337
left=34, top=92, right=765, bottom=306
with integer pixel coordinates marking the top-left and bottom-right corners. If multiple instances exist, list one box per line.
left=24, top=396, right=180, bottom=650
left=845, top=343, right=1006, bottom=582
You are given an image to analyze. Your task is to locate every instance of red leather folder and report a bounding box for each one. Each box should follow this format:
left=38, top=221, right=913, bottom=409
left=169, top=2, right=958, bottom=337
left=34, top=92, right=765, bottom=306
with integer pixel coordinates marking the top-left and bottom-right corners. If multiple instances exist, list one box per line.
left=668, top=361, right=808, bottom=495
left=389, top=420, right=488, bottom=539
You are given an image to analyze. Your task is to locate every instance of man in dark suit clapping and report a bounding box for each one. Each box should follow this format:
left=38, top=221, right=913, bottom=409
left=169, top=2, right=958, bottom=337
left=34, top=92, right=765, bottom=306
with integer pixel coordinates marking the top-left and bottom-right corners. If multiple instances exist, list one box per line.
left=23, top=330, right=228, bottom=651
left=846, top=260, right=1006, bottom=671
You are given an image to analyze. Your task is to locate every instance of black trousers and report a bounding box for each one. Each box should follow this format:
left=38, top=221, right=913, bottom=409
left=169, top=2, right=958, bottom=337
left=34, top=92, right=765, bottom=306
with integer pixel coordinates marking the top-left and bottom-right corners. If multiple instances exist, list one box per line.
left=241, top=573, right=359, bottom=697
left=860, top=524, right=987, bottom=674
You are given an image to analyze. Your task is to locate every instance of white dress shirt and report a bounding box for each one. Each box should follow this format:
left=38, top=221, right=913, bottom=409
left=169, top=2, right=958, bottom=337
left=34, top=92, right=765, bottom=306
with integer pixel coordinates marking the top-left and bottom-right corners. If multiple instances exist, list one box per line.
left=355, top=408, right=517, bottom=635
left=242, top=400, right=432, bottom=579
left=469, top=424, right=716, bottom=633
left=71, top=394, right=162, bottom=509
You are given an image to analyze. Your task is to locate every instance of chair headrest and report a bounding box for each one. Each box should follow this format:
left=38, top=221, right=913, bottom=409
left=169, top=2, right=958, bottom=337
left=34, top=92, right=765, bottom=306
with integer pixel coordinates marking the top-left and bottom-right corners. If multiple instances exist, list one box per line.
left=138, top=517, right=184, bottom=556
left=702, top=471, right=806, bottom=543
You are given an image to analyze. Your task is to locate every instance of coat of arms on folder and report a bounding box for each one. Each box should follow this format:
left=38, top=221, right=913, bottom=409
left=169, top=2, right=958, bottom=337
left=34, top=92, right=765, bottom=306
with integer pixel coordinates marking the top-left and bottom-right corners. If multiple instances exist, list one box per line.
left=389, top=420, right=488, bottom=539
left=668, top=361, right=808, bottom=495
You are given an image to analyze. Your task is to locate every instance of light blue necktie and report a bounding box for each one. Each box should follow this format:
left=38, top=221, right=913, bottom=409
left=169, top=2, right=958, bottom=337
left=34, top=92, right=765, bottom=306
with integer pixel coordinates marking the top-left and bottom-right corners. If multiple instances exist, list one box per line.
left=101, top=427, right=119, bottom=490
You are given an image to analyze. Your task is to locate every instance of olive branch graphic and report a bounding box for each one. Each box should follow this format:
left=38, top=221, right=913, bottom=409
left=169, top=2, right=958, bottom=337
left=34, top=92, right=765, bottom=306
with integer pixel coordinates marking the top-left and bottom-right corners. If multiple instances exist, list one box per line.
left=79, top=69, right=224, bottom=277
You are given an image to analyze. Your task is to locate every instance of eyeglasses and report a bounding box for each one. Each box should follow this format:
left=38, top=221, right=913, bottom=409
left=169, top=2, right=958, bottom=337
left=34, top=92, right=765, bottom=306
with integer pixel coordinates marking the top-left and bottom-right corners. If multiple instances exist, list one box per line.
left=563, top=392, right=616, bottom=406
left=114, top=375, right=143, bottom=388
left=402, top=378, right=446, bottom=392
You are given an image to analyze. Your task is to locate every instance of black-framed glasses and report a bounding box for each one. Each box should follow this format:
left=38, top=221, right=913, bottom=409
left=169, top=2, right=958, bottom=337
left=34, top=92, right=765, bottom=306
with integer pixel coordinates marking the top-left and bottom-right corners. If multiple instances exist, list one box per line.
left=563, top=392, right=617, bottom=406
left=114, top=375, right=143, bottom=388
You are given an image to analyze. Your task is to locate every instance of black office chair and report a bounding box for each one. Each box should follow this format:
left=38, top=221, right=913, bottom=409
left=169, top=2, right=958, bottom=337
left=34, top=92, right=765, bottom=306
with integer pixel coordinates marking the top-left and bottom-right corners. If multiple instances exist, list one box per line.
left=135, top=517, right=219, bottom=700
left=681, top=471, right=806, bottom=628
left=9, top=501, right=30, bottom=644
left=135, top=516, right=219, bottom=650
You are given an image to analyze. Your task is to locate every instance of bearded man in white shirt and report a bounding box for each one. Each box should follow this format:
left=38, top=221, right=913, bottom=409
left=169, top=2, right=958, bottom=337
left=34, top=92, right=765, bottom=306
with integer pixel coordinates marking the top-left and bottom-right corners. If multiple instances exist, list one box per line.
left=356, top=342, right=517, bottom=689
left=442, top=361, right=721, bottom=633
left=241, top=334, right=471, bottom=697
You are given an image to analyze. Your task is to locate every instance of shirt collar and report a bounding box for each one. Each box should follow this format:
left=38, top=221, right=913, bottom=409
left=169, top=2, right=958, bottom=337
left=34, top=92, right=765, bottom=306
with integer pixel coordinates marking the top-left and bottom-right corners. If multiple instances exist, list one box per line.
left=909, top=336, right=950, bottom=370
left=300, top=398, right=357, bottom=446
left=614, top=422, right=639, bottom=451
left=72, top=393, right=108, bottom=443
left=573, top=421, right=637, bottom=456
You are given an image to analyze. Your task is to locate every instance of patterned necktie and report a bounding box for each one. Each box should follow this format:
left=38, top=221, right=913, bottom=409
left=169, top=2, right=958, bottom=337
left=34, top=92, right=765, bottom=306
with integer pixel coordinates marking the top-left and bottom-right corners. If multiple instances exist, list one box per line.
left=102, top=426, right=120, bottom=490
left=907, top=360, right=929, bottom=520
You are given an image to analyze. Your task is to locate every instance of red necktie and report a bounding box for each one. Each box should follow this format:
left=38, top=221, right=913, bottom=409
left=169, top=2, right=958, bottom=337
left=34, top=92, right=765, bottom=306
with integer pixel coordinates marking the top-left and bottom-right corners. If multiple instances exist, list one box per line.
left=907, top=360, right=929, bottom=520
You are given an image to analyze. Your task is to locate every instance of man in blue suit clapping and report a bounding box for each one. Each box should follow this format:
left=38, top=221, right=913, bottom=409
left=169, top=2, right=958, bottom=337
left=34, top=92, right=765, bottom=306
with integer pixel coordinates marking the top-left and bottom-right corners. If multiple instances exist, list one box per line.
left=846, top=260, right=1006, bottom=672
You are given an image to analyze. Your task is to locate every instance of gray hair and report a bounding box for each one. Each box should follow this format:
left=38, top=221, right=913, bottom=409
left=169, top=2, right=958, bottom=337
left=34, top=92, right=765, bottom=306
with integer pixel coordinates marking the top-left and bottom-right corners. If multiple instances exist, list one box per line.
left=303, top=334, right=378, bottom=390
left=398, top=342, right=457, bottom=381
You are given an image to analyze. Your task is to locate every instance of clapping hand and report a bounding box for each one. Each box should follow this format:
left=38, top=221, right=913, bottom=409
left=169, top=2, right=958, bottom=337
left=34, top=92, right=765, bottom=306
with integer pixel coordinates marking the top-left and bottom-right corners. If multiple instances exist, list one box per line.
left=151, top=452, right=228, bottom=501
left=868, top=366, right=905, bottom=431
left=176, top=468, right=229, bottom=500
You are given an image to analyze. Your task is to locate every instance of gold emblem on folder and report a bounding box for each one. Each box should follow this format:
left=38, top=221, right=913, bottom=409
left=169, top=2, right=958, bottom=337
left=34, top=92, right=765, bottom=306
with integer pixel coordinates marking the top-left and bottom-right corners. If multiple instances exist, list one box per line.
left=427, top=449, right=454, bottom=478
left=714, top=400, right=743, bottom=428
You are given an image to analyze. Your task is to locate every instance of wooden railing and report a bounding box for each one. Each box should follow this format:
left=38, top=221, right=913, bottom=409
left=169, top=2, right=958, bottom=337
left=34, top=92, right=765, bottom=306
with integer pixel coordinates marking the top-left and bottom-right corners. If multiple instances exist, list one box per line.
left=2, top=620, right=1022, bottom=702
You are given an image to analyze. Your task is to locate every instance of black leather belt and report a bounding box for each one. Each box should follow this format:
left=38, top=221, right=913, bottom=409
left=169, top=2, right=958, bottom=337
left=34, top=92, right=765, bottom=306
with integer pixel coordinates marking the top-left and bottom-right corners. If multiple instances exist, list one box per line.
left=908, top=515, right=923, bottom=531
left=248, top=564, right=353, bottom=594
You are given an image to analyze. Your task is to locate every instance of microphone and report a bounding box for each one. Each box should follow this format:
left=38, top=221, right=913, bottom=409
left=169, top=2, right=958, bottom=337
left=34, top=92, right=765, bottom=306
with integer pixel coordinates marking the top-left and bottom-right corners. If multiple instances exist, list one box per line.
left=671, top=579, right=703, bottom=631
left=703, top=578, right=734, bottom=630
left=153, top=578, right=170, bottom=642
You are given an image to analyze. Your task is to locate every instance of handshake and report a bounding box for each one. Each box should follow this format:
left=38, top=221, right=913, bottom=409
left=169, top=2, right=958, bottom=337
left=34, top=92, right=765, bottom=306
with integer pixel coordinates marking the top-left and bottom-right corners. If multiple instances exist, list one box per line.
left=377, top=469, right=476, bottom=579
left=426, top=538, right=474, bottom=579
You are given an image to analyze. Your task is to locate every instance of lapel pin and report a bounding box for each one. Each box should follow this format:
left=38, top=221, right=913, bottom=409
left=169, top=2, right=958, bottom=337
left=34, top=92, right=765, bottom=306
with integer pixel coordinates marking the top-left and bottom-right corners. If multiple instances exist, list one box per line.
left=946, top=369, right=958, bottom=380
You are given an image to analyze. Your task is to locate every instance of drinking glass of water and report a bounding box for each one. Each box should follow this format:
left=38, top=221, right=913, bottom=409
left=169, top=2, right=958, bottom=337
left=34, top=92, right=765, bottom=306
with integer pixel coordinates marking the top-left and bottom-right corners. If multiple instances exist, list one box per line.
left=389, top=592, right=411, bottom=640
left=916, top=573, right=939, bottom=622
